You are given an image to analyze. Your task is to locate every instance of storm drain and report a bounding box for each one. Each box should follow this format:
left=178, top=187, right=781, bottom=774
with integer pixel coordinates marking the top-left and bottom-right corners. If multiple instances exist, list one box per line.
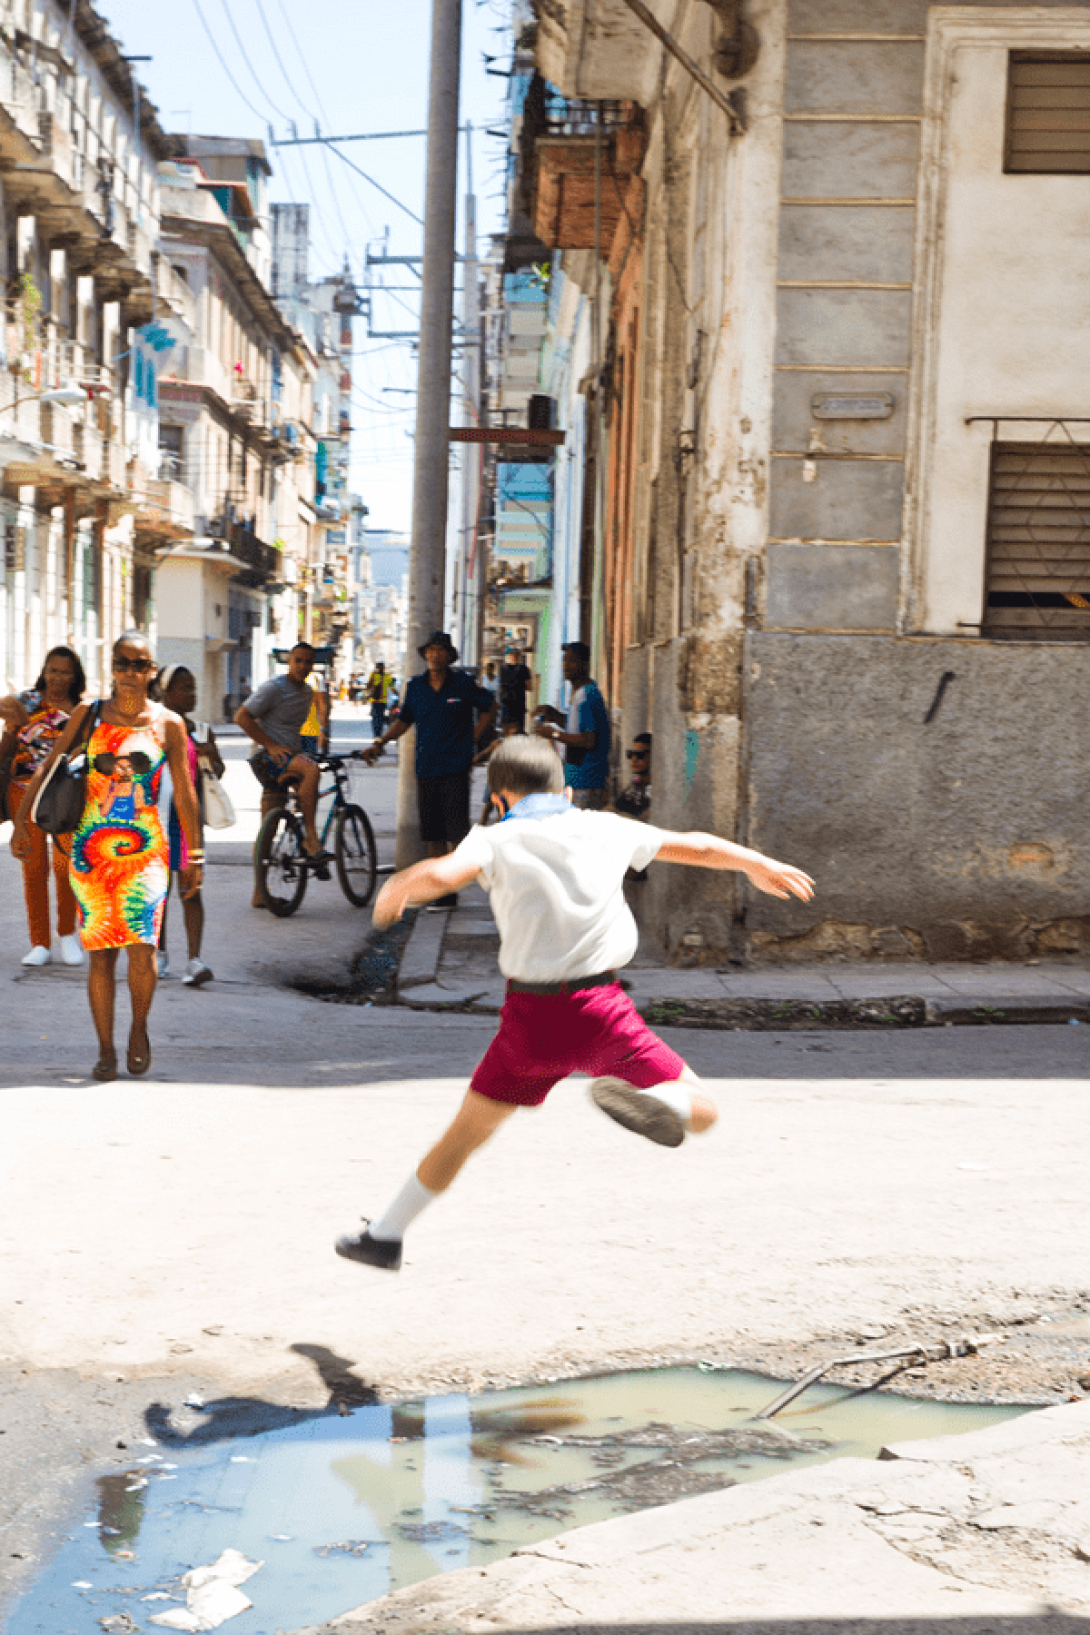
left=8, top=1367, right=1028, bottom=1635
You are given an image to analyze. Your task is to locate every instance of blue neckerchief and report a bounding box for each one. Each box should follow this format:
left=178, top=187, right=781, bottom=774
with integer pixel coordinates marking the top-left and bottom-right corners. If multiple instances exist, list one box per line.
left=501, top=792, right=575, bottom=822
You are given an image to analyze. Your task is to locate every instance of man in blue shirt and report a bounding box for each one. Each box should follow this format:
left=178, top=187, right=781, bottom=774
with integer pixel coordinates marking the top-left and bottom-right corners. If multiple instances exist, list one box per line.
left=365, top=631, right=496, bottom=906
left=534, top=640, right=611, bottom=809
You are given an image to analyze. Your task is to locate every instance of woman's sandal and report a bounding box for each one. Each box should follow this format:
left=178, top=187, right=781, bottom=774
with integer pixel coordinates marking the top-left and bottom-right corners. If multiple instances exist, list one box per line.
left=127, top=1033, right=151, bottom=1077
left=92, top=1051, right=118, bottom=1082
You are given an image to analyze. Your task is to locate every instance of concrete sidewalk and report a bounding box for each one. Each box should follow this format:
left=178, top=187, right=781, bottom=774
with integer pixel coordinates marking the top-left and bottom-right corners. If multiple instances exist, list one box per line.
left=298, top=1399, right=1090, bottom=1634
left=394, top=889, right=1090, bottom=1028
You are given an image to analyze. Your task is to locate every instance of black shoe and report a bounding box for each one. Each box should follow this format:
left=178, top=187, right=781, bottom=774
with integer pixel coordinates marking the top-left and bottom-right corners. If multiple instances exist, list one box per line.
left=589, top=1077, right=685, bottom=1148
left=304, top=848, right=333, bottom=881
left=334, top=1223, right=402, bottom=1271
left=425, top=893, right=458, bottom=912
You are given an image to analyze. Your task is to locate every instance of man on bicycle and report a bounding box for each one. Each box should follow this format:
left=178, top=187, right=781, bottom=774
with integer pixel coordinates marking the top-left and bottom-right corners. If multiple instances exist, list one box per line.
left=237, top=643, right=331, bottom=872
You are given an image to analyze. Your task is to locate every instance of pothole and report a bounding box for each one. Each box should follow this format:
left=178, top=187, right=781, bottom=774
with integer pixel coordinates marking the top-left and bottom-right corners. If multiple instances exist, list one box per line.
left=7, top=1367, right=1030, bottom=1635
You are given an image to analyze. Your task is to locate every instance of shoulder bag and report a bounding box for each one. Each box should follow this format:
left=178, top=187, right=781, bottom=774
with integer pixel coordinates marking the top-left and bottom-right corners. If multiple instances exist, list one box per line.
left=30, top=701, right=101, bottom=835
left=194, top=722, right=236, bottom=830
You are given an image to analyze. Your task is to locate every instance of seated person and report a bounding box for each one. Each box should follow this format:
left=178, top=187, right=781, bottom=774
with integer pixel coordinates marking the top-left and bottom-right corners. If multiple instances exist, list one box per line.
left=236, top=642, right=331, bottom=873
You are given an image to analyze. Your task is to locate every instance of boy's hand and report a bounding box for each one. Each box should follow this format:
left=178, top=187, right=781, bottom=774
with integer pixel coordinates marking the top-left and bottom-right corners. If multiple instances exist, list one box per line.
left=743, top=856, right=815, bottom=902
left=372, top=876, right=408, bottom=930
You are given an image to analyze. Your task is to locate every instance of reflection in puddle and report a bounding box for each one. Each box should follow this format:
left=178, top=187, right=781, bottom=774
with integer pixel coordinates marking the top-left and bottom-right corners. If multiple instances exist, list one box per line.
left=9, top=1368, right=1030, bottom=1635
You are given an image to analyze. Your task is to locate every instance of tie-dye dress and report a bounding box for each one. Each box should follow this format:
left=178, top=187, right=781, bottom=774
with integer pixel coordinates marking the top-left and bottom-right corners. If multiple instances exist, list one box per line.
left=69, top=712, right=170, bottom=950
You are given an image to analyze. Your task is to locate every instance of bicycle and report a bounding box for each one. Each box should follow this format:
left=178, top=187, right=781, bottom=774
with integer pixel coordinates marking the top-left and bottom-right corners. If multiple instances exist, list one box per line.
left=255, top=752, right=377, bottom=917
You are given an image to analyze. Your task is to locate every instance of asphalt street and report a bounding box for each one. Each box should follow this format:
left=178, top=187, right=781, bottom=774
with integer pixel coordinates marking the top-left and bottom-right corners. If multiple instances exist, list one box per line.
left=1, top=712, right=1088, bottom=1623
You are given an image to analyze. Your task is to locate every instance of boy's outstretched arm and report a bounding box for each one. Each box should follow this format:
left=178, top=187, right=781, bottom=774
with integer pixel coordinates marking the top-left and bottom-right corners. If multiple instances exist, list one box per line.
left=373, top=853, right=483, bottom=928
left=655, top=832, right=814, bottom=902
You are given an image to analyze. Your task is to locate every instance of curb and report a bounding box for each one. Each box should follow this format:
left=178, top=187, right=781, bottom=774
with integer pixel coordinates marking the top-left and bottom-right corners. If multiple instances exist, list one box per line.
left=391, top=913, right=1090, bottom=1030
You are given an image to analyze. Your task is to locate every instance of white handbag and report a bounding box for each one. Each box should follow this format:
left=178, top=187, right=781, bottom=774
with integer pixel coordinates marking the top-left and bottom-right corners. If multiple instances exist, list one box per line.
left=195, top=723, right=236, bottom=830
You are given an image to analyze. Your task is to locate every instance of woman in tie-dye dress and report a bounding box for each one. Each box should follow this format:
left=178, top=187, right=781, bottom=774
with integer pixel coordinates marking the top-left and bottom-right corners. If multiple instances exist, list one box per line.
left=13, top=631, right=203, bottom=1081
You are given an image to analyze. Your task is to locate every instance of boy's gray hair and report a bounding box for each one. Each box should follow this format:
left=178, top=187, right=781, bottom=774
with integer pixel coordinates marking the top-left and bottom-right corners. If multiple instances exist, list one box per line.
left=487, top=735, right=564, bottom=798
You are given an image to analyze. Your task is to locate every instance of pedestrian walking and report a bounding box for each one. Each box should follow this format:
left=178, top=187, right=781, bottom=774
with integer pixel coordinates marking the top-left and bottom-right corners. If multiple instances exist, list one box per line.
left=11, top=631, right=202, bottom=1080
left=499, top=648, right=532, bottom=730
left=1, top=645, right=87, bottom=968
left=155, top=664, right=223, bottom=987
left=364, top=631, right=496, bottom=909
left=366, top=662, right=393, bottom=740
left=335, top=734, right=814, bottom=1271
left=534, top=640, right=611, bottom=809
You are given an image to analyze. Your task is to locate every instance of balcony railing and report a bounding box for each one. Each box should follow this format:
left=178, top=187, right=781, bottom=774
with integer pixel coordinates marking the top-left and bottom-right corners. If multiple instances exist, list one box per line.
left=229, top=522, right=279, bottom=580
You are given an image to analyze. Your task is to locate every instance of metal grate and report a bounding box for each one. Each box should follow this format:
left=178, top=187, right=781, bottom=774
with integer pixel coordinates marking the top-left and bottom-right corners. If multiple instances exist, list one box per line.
left=984, top=435, right=1090, bottom=639
left=1006, top=53, right=1090, bottom=173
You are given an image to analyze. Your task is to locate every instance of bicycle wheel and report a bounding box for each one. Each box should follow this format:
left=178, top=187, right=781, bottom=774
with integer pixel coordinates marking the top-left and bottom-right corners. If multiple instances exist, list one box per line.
left=257, top=807, right=309, bottom=917
left=334, top=803, right=377, bottom=907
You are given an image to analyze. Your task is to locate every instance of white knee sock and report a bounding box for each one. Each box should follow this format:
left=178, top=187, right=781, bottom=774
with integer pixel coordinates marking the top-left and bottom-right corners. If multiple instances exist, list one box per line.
left=638, top=1080, right=694, bottom=1125
left=369, top=1172, right=437, bottom=1242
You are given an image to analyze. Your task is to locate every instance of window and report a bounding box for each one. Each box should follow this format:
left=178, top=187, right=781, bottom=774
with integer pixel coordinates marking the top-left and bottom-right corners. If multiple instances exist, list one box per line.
left=159, top=423, right=185, bottom=480
left=984, top=441, right=1090, bottom=639
left=1006, top=53, right=1090, bottom=173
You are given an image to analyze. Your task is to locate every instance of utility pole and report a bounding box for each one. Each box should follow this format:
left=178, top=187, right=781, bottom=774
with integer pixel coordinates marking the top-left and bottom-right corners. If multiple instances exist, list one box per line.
left=456, top=122, right=480, bottom=665
left=396, top=0, right=463, bottom=868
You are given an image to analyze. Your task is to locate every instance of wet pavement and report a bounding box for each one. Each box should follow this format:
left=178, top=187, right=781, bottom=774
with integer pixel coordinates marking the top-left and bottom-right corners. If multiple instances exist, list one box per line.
left=4, top=1369, right=1028, bottom=1635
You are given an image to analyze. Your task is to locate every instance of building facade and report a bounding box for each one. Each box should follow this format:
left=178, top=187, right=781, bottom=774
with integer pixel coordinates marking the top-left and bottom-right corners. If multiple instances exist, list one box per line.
left=0, top=0, right=174, bottom=693
left=500, top=0, right=1090, bottom=961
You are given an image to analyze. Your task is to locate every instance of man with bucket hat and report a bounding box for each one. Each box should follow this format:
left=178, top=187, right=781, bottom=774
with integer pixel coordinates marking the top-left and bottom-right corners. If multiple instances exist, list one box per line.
left=365, top=631, right=496, bottom=907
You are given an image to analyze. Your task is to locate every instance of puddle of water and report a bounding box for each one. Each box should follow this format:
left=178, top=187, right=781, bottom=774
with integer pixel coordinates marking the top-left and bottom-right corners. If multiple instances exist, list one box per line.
left=8, top=1368, right=1028, bottom=1635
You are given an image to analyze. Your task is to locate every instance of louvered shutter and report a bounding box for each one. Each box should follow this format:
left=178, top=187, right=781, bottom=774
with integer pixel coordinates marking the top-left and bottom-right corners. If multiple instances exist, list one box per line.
left=1006, top=54, right=1090, bottom=174
left=985, top=443, right=1090, bottom=639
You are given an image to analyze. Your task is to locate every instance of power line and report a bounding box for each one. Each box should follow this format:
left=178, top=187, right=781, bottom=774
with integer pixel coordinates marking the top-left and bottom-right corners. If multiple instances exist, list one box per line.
left=251, top=0, right=373, bottom=254
left=188, top=0, right=268, bottom=122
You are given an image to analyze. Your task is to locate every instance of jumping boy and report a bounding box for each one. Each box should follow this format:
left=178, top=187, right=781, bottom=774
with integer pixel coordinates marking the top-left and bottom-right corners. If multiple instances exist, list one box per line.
left=335, top=736, right=814, bottom=1271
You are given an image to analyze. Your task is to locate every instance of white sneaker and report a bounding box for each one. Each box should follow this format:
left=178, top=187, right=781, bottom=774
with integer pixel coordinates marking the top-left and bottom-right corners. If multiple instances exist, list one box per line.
left=59, top=933, right=83, bottom=966
left=182, top=957, right=213, bottom=988
left=21, top=945, right=51, bottom=967
left=156, top=950, right=169, bottom=979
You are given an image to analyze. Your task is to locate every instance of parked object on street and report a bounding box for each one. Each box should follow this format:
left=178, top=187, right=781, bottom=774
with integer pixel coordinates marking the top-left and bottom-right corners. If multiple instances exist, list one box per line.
left=10, top=632, right=202, bottom=1081
left=365, top=631, right=496, bottom=907
left=1, top=646, right=88, bottom=968
left=534, top=641, right=611, bottom=810
left=255, top=751, right=377, bottom=916
left=335, top=735, right=813, bottom=1271
left=156, top=666, right=224, bottom=989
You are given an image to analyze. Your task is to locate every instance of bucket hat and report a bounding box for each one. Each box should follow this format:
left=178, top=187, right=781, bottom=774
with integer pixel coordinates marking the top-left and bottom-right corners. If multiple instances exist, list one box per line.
left=418, top=630, right=459, bottom=662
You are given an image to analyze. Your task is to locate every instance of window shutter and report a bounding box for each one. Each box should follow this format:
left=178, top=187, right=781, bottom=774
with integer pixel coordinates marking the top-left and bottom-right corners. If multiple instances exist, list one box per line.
left=985, top=442, right=1090, bottom=639
left=1006, top=53, right=1090, bottom=174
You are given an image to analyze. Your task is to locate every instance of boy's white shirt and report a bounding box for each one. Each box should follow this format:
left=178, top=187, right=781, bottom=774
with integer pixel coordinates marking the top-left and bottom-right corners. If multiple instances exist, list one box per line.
left=452, top=810, right=666, bottom=983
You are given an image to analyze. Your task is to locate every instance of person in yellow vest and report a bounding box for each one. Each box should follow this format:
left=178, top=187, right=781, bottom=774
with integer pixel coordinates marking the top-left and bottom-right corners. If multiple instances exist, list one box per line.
left=366, top=662, right=393, bottom=741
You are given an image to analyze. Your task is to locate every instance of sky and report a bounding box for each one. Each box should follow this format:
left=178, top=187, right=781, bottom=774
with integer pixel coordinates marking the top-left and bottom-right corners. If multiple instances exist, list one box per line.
left=98, top=0, right=514, bottom=530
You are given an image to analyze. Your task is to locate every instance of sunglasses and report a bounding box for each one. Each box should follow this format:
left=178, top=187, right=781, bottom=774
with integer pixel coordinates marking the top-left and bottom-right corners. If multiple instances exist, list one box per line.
left=626, top=749, right=650, bottom=760
left=93, top=752, right=151, bottom=775
left=113, top=656, right=154, bottom=674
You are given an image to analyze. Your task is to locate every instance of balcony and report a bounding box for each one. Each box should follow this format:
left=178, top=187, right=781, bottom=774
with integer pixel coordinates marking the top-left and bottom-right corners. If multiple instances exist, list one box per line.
left=136, top=477, right=196, bottom=541
left=524, top=84, right=645, bottom=252
left=229, top=522, right=279, bottom=586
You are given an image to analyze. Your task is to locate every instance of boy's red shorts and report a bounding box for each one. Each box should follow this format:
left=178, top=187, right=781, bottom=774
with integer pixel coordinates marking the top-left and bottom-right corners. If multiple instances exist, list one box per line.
left=470, top=980, right=687, bottom=1107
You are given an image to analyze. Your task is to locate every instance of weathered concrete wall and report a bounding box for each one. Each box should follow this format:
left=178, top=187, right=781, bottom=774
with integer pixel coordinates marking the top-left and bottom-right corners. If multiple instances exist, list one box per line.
left=743, top=633, right=1090, bottom=961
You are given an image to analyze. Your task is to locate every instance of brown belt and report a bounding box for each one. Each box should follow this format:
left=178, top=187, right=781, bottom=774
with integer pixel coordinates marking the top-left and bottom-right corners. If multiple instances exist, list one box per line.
left=506, top=969, right=618, bottom=997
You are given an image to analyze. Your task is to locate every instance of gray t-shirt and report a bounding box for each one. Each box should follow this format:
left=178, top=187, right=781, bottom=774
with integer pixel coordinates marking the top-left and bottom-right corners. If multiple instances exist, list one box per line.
left=243, top=675, right=314, bottom=758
